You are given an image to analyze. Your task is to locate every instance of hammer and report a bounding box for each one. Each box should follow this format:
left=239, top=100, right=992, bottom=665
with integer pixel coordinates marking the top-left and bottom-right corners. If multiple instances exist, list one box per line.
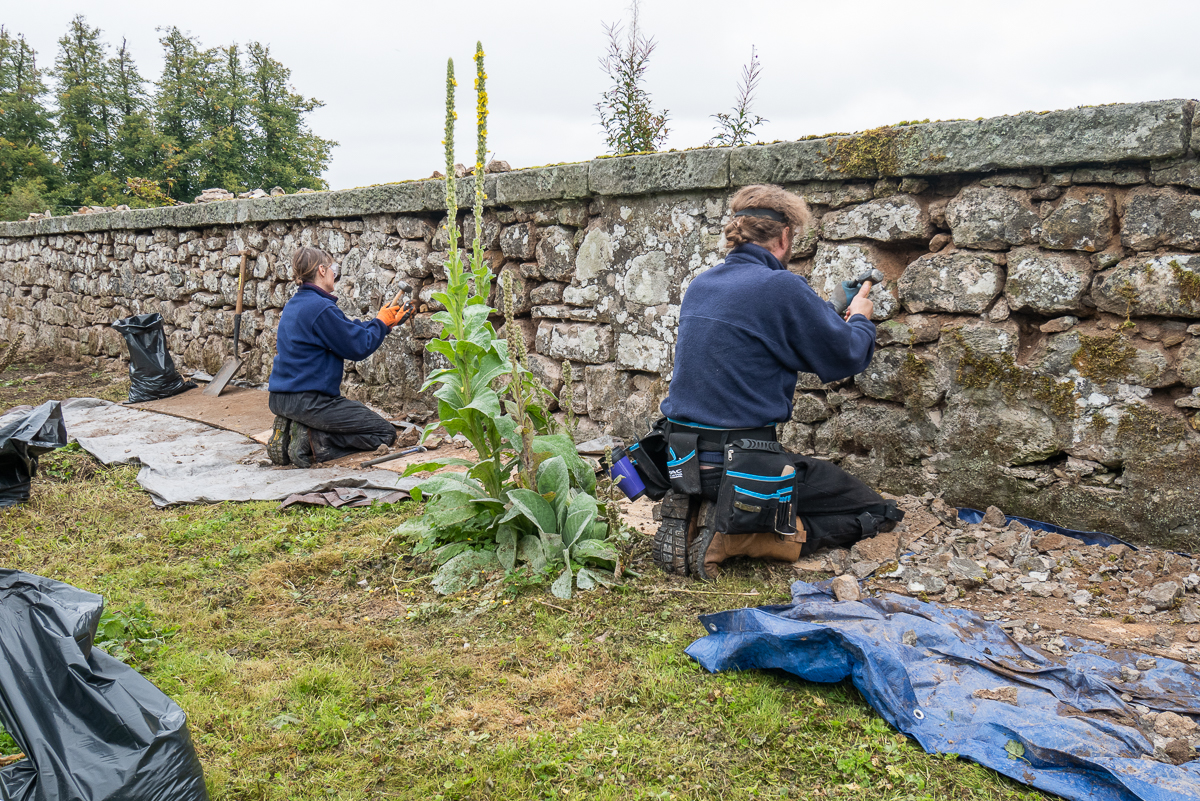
left=383, top=280, right=417, bottom=326
left=832, top=269, right=885, bottom=316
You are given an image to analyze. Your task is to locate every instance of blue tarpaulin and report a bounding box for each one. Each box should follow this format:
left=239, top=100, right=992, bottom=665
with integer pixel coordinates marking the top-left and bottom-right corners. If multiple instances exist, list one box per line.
left=956, top=507, right=1135, bottom=550
left=686, top=580, right=1200, bottom=801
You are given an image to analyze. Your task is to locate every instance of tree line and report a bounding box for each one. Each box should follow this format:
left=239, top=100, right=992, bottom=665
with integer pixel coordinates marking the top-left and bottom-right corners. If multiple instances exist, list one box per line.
left=0, top=16, right=336, bottom=220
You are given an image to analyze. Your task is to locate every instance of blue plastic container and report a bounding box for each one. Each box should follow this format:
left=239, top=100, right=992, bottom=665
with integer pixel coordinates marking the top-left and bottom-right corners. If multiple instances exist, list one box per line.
left=609, top=444, right=647, bottom=501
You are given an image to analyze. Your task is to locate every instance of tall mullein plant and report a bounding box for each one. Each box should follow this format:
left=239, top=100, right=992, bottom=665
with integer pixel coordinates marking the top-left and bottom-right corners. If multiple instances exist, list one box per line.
left=419, top=51, right=515, bottom=500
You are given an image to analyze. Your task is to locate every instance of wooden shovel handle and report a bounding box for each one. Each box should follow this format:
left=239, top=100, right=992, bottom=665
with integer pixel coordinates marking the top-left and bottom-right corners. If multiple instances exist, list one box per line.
left=235, top=252, right=248, bottom=315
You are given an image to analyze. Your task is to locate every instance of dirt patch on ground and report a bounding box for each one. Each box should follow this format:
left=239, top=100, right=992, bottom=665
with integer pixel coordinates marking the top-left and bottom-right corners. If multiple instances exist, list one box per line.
left=0, top=347, right=129, bottom=410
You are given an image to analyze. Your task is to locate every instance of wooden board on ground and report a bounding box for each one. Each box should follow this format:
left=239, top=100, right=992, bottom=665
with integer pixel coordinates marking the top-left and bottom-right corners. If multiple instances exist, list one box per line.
left=132, top=386, right=276, bottom=439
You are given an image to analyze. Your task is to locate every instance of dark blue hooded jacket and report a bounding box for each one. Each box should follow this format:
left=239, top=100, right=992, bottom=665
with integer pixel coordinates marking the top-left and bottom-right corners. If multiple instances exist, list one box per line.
left=660, top=243, right=876, bottom=429
left=269, top=284, right=390, bottom=397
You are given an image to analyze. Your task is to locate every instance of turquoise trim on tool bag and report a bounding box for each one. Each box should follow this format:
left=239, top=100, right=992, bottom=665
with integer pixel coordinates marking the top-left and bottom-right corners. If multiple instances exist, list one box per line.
left=726, top=470, right=795, bottom=482
left=734, top=485, right=793, bottom=501
left=667, top=450, right=696, bottom=467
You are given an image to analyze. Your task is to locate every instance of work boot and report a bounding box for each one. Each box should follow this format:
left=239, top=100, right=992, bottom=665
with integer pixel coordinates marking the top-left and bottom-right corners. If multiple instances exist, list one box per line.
left=688, top=501, right=806, bottom=581
left=653, top=492, right=696, bottom=575
left=267, top=415, right=291, bottom=466
left=287, top=421, right=314, bottom=468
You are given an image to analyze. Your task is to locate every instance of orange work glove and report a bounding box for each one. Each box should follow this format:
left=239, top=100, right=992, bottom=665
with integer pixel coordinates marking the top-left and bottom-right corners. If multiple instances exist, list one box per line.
left=376, top=301, right=414, bottom=328
left=376, top=304, right=403, bottom=328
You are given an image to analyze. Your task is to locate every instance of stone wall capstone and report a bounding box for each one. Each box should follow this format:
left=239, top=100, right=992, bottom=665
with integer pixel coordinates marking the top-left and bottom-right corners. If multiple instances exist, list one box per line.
left=6, top=98, right=1200, bottom=548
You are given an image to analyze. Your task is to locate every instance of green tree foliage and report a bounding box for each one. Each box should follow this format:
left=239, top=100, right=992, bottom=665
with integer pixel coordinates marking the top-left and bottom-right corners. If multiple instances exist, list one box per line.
left=244, top=42, right=333, bottom=192
left=151, top=28, right=335, bottom=200
left=595, top=0, right=669, bottom=155
left=52, top=15, right=119, bottom=205
left=0, top=17, right=335, bottom=219
left=0, top=27, right=60, bottom=213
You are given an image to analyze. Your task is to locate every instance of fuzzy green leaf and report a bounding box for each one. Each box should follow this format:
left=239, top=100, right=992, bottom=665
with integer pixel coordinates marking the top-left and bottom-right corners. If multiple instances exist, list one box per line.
left=496, top=525, right=517, bottom=571
left=532, top=434, right=596, bottom=494
left=550, top=565, right=574, bottom=600
left=541, top=530, right=565, bottom=562
left=572, top=538, right=619, bottom=566
left=501, top=488, right=557, bottom=535
left=517, top=534, right=546, bottom=570
left=536, top=457, right=570, bottom=511
left=563, top=493, right=598, bottom=548
left=432, top=549, right=499, bottom=595
left=403, top=459, right=480, bottom=481
left=463, top=387, right=502, bottom=418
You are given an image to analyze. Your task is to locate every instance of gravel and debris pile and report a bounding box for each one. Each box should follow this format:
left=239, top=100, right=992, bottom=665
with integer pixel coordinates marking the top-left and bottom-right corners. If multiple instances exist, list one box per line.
left=794, top=492, right=1200, bottom=764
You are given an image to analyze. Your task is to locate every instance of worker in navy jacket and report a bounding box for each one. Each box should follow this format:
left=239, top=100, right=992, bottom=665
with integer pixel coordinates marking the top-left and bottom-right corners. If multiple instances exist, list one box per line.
left=656, top=184, right=879, bottom=578
left=266, top=246, right=407, bottom=467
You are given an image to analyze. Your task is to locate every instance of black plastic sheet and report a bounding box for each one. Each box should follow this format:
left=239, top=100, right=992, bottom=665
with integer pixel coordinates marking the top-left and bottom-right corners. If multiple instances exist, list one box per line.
left=111, top=313, right=195, bottom=403
left=0, top=401, right=67, bottom=507
left=0, top=569, right=208, bottom=801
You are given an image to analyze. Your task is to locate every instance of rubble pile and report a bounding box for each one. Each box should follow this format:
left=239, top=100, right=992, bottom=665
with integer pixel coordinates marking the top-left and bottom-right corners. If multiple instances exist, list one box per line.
left=796, top=492, right=1200, bottom=763
left=801, top=493, right=1200, bottom=661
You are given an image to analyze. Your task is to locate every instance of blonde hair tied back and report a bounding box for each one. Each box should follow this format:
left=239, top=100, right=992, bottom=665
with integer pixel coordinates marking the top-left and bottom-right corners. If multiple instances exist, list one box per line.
left=722, top=185, right=811, bottom=252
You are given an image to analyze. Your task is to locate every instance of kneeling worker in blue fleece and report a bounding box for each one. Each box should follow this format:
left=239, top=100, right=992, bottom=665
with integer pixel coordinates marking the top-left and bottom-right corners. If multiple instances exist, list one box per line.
left=267, top=246, right=410, bottom=467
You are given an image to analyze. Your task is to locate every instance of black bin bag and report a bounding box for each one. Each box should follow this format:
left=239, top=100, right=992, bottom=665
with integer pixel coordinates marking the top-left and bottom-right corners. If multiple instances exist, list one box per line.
left=0, top=400, right=67, bottom=507
left=111, top=313, right=195, bottom=403
left=0, top=570, right=209, bottom=801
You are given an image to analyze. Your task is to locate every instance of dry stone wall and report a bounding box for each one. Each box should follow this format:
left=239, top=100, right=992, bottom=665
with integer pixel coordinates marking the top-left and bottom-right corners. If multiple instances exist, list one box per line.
left=5, top=99, right=1200, bottom=547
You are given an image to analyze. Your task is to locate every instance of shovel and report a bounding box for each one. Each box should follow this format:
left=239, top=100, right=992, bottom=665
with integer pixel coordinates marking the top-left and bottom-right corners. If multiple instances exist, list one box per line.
left=203, top=251, right=250, bottom=397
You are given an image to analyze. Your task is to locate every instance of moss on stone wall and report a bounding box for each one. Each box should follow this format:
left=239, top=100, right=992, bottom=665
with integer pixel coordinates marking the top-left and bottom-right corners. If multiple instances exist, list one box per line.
left=825, top=127, right=901, bottom=177
left=1116, top=404, right=1187, bottom=456
left=1169, top=259, right=1200, bottom=308
left=897, top=351, right=932, bottom=408
left=1072, top=334, right=1135, bottom=382
left=951, top=332, right=1079, bottom=419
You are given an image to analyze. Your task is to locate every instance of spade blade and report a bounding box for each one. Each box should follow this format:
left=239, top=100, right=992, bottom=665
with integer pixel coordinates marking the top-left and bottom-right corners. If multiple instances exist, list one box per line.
left=202, top=356, right=243, bottom=397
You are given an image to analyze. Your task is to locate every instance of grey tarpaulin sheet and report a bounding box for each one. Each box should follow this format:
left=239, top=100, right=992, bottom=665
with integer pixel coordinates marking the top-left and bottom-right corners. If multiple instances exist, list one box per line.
left=60, top=398, right=418, bottom=506
left=687, top=580, right=1200, bottom=801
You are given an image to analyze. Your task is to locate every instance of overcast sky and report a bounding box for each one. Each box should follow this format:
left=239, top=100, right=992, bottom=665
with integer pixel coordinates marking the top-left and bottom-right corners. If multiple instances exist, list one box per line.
left=9, top=0, right=1200, bottom=191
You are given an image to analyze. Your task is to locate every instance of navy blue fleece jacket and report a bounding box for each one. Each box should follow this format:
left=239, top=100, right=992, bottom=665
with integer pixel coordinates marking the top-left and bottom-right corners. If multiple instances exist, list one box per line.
left=660, top=243, right=876, bottom=429
left=269, top=284, right=390, bottom=396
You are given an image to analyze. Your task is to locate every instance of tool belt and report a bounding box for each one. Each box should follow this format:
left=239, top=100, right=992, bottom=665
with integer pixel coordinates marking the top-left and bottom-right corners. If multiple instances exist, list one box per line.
left=630, top=416, right=904, bottom=541
left=628, top=416, right=777, bottom=507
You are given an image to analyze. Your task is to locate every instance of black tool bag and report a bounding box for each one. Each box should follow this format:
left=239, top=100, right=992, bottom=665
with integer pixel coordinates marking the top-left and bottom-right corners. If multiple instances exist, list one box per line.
left=111, top=313, right=196, bottom=403
left=666, top=431, right=701, bottom=495
left=792, top=455, right=904, bottom=554
left=627, top=418, right=672, bottom=501
left=714, top=439, right=798, bottom=536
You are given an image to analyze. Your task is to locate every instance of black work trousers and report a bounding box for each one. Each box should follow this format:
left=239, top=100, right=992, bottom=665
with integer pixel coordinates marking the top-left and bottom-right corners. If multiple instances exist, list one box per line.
left=268, top=391, right=396, bottom=462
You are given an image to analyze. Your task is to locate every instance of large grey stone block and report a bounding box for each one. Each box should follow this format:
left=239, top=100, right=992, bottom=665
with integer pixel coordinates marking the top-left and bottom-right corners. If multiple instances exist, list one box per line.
left=855, top=347, right=943, bottom=407
left=1122, top=186, right=1200, bottom=251
left=946, top=187, right=1040, bottom=250
left=494, top=163, right=589, bottom=203
left=535, top=321, right=613, bottom=364
left=899, top=251, right=1005, bottom=314
left=1004, top=247, right=1093, bottom=314
left=535, top=225, right=576, bottom=281
left=1092, top=254, right=1200, bottom=318
left=589, top=148, right=729, bottom=196
left=1039, top=188, right=1114, bottom=252
left=820, top=194, right=932, bottom=241
left=897, top=99, right=1194, bottom=175
left=729, top=138, right=843, bottom=184
left=617, top=332, right=670, bottom=372
left=810, top=242, right=898, bottom=320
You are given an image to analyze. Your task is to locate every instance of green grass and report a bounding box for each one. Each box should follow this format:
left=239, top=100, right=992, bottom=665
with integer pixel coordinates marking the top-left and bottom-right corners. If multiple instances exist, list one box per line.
left=1, top=445, right=1053, bottom=801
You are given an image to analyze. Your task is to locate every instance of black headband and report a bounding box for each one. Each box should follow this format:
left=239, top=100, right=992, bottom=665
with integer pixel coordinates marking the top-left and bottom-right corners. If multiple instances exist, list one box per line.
left=734, top=207, right=786, bottom=223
